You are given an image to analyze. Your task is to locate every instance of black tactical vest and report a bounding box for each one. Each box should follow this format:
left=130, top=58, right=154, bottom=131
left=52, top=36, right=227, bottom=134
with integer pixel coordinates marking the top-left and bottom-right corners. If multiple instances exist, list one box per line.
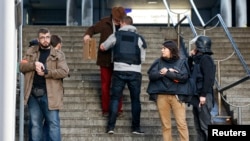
left=113, top=31, right=141, bottom=65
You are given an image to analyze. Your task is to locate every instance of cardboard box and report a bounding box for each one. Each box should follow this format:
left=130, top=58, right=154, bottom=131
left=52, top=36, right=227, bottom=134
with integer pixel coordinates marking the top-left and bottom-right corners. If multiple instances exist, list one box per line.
left=83, top=38, right=97, bottom=60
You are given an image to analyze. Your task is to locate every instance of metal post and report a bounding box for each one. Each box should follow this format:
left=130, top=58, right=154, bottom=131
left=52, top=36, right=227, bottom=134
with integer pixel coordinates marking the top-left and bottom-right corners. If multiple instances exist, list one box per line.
left=81, top=0, right=93, bottom=26
left=238, top=107, right=242, bottom=124
left=235, top=0, right=247, bottom=27
left=18, top=0, right=24, bottom=140
left=177, top=14, right=180, bottom=49
left=0, top=0, right=17, bottom=140
left=66, top=0, right=77, bottom=26
left=217, top=61, right=221, bottom=115
left=66, top=0, right=71, bottom=26
left=220, top=0, right=232, bottom=27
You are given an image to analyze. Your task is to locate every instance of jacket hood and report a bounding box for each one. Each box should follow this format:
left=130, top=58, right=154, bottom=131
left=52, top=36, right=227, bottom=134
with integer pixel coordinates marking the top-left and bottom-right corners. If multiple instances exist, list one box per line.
left=119, top=25, right=137, bottom=33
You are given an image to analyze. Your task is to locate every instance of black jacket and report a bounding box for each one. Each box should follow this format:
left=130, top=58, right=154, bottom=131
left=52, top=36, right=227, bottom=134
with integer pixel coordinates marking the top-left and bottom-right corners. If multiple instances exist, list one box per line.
left=188, top=54, right=215, bottom=97
left=147, top=58, right=189, bottom=95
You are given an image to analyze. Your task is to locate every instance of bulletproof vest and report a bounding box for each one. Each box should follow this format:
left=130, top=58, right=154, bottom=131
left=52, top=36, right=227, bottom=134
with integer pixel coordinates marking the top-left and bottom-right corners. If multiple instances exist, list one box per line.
left=191, top=62, right=203, bottom=93
left=113, top=31, right=141, bottom=65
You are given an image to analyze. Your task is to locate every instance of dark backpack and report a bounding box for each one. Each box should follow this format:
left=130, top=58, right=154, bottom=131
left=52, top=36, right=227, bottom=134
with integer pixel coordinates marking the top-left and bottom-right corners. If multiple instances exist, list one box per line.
left=178, top=55, right=216, bottom=105
left=175, top=59, right=197, bottom=104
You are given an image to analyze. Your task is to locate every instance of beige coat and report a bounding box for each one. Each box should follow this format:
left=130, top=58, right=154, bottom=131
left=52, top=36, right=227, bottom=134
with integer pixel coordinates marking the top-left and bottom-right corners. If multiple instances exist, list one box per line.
left=20, top=46, right=69, bottom=110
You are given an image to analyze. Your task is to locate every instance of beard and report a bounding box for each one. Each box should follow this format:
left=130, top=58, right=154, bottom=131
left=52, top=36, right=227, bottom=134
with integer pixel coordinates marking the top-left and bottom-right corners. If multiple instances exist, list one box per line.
left=39, top=42, right=50, bottom=49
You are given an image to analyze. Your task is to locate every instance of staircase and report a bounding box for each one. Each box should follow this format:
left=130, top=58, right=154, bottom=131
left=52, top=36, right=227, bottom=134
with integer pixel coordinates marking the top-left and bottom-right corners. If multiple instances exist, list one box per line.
left=16, top=26, right=250, bottom=141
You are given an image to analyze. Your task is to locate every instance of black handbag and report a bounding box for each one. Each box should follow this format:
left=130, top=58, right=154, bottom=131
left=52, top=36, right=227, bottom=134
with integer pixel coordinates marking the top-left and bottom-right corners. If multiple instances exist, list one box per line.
left=32, top=87, right=46, bottom=97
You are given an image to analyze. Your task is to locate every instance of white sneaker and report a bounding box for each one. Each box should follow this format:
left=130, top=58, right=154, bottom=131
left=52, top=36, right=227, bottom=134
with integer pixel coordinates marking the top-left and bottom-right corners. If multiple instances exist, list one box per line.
left=132, top=130, right=144, bottom=135
left=107, top=130, right=114, bottom=134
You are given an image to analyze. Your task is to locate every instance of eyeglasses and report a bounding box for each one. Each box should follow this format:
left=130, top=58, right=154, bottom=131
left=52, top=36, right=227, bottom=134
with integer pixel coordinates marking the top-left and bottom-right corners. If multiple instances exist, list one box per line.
left=39, top=36, right=50, bottom=40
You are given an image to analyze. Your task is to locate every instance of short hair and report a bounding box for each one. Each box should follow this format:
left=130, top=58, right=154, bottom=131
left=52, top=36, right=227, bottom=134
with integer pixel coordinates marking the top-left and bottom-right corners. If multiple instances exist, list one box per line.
left=121, top=16, right=133, bottom=25
left=37, top=28, right=50, bottom=37
left=111, top=6, right=126, bottom=21
left=50, top=35, right=62, bottom=47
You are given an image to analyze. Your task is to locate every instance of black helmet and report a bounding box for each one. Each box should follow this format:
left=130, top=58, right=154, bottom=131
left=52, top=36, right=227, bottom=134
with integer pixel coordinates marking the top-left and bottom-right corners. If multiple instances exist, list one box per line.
left=195, top=36, right=213, bottom=54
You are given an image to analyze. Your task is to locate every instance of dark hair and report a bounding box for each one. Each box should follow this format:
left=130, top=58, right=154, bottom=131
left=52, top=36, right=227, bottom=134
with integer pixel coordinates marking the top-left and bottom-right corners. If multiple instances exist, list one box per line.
left=162, top=40, right=179, bottom=60
left=29, top=39, right=38, bottom=47
left=50, top=35, right=62, bottom=47
left=111, top=6, right=126, bottom=21
left=37, top=28, right=50, bottom=37
left=121, top=16, right=133, bottom=25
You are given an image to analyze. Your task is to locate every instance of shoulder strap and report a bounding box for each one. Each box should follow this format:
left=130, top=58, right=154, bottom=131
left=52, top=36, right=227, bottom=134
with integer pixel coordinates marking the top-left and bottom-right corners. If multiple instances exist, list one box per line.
left=138, top=35, right=147, bottom=49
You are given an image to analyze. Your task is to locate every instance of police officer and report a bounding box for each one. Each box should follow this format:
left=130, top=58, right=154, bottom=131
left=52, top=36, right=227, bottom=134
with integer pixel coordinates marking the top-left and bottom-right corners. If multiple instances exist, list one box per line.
left=100, top=15, right=147, bottom=135
left=189, top=35, right=216, bottom=141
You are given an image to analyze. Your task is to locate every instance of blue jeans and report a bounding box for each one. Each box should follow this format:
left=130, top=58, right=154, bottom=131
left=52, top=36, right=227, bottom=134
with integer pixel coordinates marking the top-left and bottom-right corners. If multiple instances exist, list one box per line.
left=28, top=94, right=61, bottom=141
left=107, top=71, right=142, bottom=131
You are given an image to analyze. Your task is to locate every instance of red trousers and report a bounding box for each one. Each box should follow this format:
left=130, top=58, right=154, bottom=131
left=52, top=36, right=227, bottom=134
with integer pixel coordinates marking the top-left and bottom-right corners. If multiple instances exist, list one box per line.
left=100, top=66, right=122, bottom=113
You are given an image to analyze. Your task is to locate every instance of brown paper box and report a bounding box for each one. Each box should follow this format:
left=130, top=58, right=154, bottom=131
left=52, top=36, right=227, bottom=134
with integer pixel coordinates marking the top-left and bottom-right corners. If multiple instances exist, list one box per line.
left=83, top=38, right=97, bottom=60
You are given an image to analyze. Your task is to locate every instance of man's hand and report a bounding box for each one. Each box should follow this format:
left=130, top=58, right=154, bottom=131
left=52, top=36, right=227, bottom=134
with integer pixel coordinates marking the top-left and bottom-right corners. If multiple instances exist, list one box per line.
left=100, top=43, right=106, bottom=51
left=199, top=96, right=206, bottom=107
left=190, top=49, right=197, bottom=56
left=83, top=35, right=91, bottom=43
left=35, top=61, right=45, bottom=76
left=20, top=59, right=28, bottom=64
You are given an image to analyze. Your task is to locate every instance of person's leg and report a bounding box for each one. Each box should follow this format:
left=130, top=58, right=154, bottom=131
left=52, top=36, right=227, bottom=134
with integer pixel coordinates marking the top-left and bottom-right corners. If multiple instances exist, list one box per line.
left=43, top=121, right=49, bottom=141
left=127, top=72, right=142, bottom=132
left=193, top=102, right=209, bottom=141
left=172, top=96, right=189, bottom=141
left=198, top=94, right=213, bottom=141
left=157, top=95, right=172, bottom=141
left=42, top=95, right=61, bottom=141
left=107, top=71, right=125, bottom=132
left=100, top=66, right=112, bottom=115
left=28, top=96, right=44, bottom=141
left=100, top=66, right=123, bottom=115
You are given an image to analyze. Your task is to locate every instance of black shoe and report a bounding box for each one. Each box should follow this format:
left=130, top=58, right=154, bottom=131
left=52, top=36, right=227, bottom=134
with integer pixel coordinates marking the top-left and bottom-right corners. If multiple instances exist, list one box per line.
left=117, top=112, right=123, bottom=118
left=132, top=130, right=144, bottom=135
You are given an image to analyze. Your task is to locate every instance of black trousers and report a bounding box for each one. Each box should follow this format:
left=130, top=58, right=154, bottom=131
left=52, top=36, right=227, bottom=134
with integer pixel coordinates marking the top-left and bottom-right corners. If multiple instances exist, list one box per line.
left=192, top=93, right=213, bottom=141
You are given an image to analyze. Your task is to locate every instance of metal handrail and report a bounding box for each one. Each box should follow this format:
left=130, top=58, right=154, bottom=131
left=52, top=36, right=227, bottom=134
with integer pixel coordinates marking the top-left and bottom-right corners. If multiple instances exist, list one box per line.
left=162, top=0, right=176, bottom=26
left=162, top=0, right=197, bottom=37
left=189, top=0, right=205, bottom=26
left=174, top=15, right=198, bottom=37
